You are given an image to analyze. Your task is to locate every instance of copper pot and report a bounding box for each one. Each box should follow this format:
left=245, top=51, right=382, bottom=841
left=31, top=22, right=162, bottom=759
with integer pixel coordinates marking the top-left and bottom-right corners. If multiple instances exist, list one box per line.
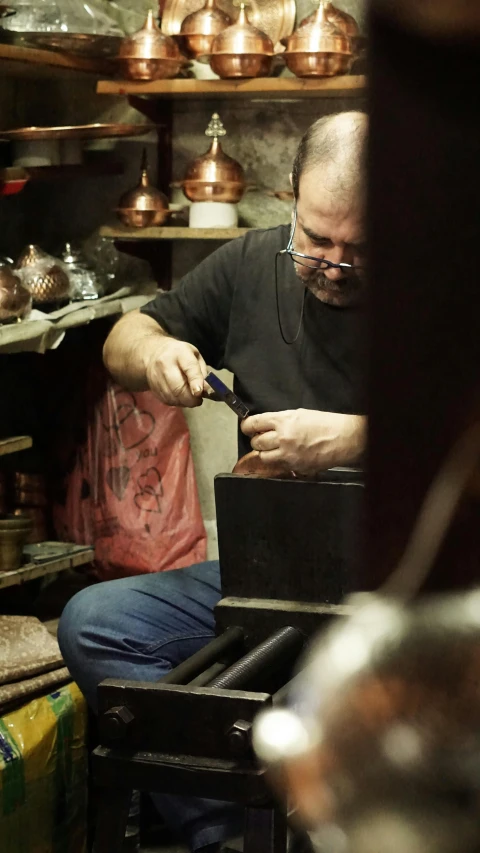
left=13, top=507, right=47, bottom=544
left=15, top=245, right=70, bottom=305
left=117, top=150, right=171, bottom=228
left=300, top=0, right=360, bottom=53
left=179, top=0, right=232, bottom=59
left=0, top=265, right=31, bottom=322
left=117, top=9, right=186, bottom=80
left=283, top=0, right=352, bottom=77
left=181, top=113, right=246, bottom=203
left=233, top=451, right=295, bottom=479
left=207, top=2, right=274, bottom=78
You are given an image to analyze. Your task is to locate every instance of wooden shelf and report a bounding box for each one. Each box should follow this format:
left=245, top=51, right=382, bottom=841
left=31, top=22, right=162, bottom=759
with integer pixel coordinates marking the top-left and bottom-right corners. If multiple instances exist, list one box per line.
left=100, top=224, right=251, bottom=241
left=0, top=436, right=33, bottom=457
left=97, top=74, right=366, bottom=99
left=0, top=543, right=94, bottom=590
left=0, top=43, right=111, bottom=79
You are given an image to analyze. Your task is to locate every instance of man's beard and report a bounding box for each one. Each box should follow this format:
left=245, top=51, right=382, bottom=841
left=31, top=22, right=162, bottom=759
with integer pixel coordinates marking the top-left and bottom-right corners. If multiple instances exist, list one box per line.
left=294, top=265, right=365, bottom=308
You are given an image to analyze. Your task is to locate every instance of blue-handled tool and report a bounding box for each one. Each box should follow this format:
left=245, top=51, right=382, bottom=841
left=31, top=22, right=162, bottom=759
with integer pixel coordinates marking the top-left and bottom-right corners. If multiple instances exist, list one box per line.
left=205, top=372, right=250, bottom=421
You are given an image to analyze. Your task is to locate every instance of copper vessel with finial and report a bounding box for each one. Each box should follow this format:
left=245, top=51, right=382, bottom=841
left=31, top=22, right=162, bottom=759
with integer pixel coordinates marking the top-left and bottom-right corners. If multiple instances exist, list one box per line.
left=179, top=113, right=246, bottom=203
left=283, top=0, right=352, bottom=77
left=116, top=149, right=171, bottom=228
left=117, top=9, right=186, bottom=80
left=207, top=1, right=274, bottom=78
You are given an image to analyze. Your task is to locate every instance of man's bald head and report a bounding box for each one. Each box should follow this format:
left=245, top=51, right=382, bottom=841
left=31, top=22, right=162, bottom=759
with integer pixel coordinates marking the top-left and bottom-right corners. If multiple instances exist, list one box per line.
left=291, top=111, right=367, bottom=202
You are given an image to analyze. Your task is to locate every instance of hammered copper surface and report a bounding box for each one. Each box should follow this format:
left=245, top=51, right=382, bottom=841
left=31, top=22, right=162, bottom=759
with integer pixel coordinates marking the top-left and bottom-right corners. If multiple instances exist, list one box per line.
left=162, top=0, right=295, bottom=48
left=179, top=0, right=232, bottom=58
left=15, top=244, right=48, bottom=268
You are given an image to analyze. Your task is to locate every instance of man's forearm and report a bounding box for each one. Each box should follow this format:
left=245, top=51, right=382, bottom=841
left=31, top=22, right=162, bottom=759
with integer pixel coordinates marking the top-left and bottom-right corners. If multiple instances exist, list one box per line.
left=103, top=310, right=169, bottom=391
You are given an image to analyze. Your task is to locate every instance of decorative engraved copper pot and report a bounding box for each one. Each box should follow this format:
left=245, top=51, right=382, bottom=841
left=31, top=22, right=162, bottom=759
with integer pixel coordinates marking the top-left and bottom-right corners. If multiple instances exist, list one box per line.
left=15, top=245, right=70, bottom=305
left=300, top=0, right=360, bottom=53
left=0, top=265, right=31, bottom=322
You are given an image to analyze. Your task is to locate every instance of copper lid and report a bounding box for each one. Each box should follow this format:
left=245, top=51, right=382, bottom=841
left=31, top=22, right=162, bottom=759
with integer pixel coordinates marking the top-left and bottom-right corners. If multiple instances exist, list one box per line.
left=118, top=9, right=181, bottom=61
left=300, top=0, right=359, bottom=41
left=15, top=244, right=49, bottom=269
left=211, top=2, right=274, bottom=56
left=185, top=113, right=245, bottom=185
left=118, top=150, right=169, bottom=213
left=181, top=0, right=232, bottom=37
left=180, top=114, right=245, bottom=202
left=285, top=1, right=351, bottom=55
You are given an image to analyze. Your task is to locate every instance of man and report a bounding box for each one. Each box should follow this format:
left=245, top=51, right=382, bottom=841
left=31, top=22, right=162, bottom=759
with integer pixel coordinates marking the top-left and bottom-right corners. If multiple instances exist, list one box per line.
left=58, top=110, right=367, bottom=852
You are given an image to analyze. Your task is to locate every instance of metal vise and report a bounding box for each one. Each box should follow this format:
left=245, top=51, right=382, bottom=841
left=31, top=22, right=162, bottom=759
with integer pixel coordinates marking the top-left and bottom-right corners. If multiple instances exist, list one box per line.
left=92, top=471, right=364, bottom=853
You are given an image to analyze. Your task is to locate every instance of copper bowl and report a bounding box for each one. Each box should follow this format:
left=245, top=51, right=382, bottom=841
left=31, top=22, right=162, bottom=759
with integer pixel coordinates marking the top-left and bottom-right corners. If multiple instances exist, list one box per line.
left=182, top=179, right=245, bottom=203
left=115, top=207, right=173, bottom=228
left=209, top=52, right=272, bottom=77
left=179, top=0, right=232, bottom=59
left=233, top=451, right=295, bottom=479
left=117, top=9, right=185, bottom=80
left=283, top=51, right=350, bottom=76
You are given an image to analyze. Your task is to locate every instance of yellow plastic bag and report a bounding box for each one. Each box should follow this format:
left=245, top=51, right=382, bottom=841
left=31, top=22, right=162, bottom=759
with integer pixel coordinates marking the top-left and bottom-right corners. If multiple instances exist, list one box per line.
left=0, top=682, right=87, bottom=853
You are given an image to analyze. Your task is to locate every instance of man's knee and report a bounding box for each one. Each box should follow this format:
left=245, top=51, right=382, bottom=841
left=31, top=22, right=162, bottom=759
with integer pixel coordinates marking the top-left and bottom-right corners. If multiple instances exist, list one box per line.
left=58, top=582, right=111, bottom=664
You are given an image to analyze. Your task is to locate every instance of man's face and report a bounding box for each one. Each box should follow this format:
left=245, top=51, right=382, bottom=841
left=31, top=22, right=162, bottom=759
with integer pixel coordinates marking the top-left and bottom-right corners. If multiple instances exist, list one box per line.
left=293, top=167, right=366, bottom=308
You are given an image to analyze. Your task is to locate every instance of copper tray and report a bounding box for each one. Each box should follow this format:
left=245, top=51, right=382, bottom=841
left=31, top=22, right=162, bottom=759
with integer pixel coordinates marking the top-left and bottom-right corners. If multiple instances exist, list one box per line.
left=161, top=0, right=295, bottom=47
left=0, top=123, right=155, bottom=142
left=21, top=32, right=123, bottom=58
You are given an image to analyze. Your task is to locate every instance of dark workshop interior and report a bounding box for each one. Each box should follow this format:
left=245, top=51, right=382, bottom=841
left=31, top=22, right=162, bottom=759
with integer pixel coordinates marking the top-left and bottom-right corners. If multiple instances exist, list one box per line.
left=1, top=1, right=480, bottom=852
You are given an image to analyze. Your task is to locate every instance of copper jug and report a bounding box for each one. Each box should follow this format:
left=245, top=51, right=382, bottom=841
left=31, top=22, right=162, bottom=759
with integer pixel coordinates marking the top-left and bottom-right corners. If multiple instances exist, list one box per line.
left=283, top=0, right=352, bottom=77
left=180, top=0, right=232, bottom=60
left=117, top=9, right=186, bottom=81
left=181, top=113, right=246, bottom=204
left=208, top=2, right=274, bottom=78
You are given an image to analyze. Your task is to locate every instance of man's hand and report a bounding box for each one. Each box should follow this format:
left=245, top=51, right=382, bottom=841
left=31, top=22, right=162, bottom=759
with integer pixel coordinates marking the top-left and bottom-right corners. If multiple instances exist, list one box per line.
left=241, top=409, right=366, bottom=475
left=143, top=336, right=208, bottom=408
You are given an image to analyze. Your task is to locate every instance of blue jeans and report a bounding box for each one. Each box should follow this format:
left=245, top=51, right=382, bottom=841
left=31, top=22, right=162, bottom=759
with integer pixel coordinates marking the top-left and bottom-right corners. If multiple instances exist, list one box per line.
left=58, top=561, right=243, bottom=851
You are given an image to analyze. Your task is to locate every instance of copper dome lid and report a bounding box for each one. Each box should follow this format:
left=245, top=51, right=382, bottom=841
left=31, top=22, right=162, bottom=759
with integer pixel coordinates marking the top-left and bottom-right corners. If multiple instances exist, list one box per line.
left=300, top=1, right=359, bottom=43
left=180, top=0, right=232, bottom=59
left=182, top=113, right=246, bottom=203
left=211, top=2, right=273, bottom=54
left=208, top=2, right=274, bottom=77
left=15, top=245, right=70, bottom=305
left=117, top=150, right=170, bottom=227
left=284, top=0, right=352, bottom=77
left=117, top=10, right=185, bottom=80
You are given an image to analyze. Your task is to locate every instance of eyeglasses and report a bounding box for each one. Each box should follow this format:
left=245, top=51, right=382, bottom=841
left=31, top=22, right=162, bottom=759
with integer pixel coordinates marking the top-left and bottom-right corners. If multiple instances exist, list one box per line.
left=279, top=206, right=365, bottom=272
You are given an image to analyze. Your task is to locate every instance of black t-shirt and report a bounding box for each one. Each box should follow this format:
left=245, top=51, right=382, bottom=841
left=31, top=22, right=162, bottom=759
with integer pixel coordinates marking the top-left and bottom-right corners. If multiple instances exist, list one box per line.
left=141, top=225, right=366, bottom=457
